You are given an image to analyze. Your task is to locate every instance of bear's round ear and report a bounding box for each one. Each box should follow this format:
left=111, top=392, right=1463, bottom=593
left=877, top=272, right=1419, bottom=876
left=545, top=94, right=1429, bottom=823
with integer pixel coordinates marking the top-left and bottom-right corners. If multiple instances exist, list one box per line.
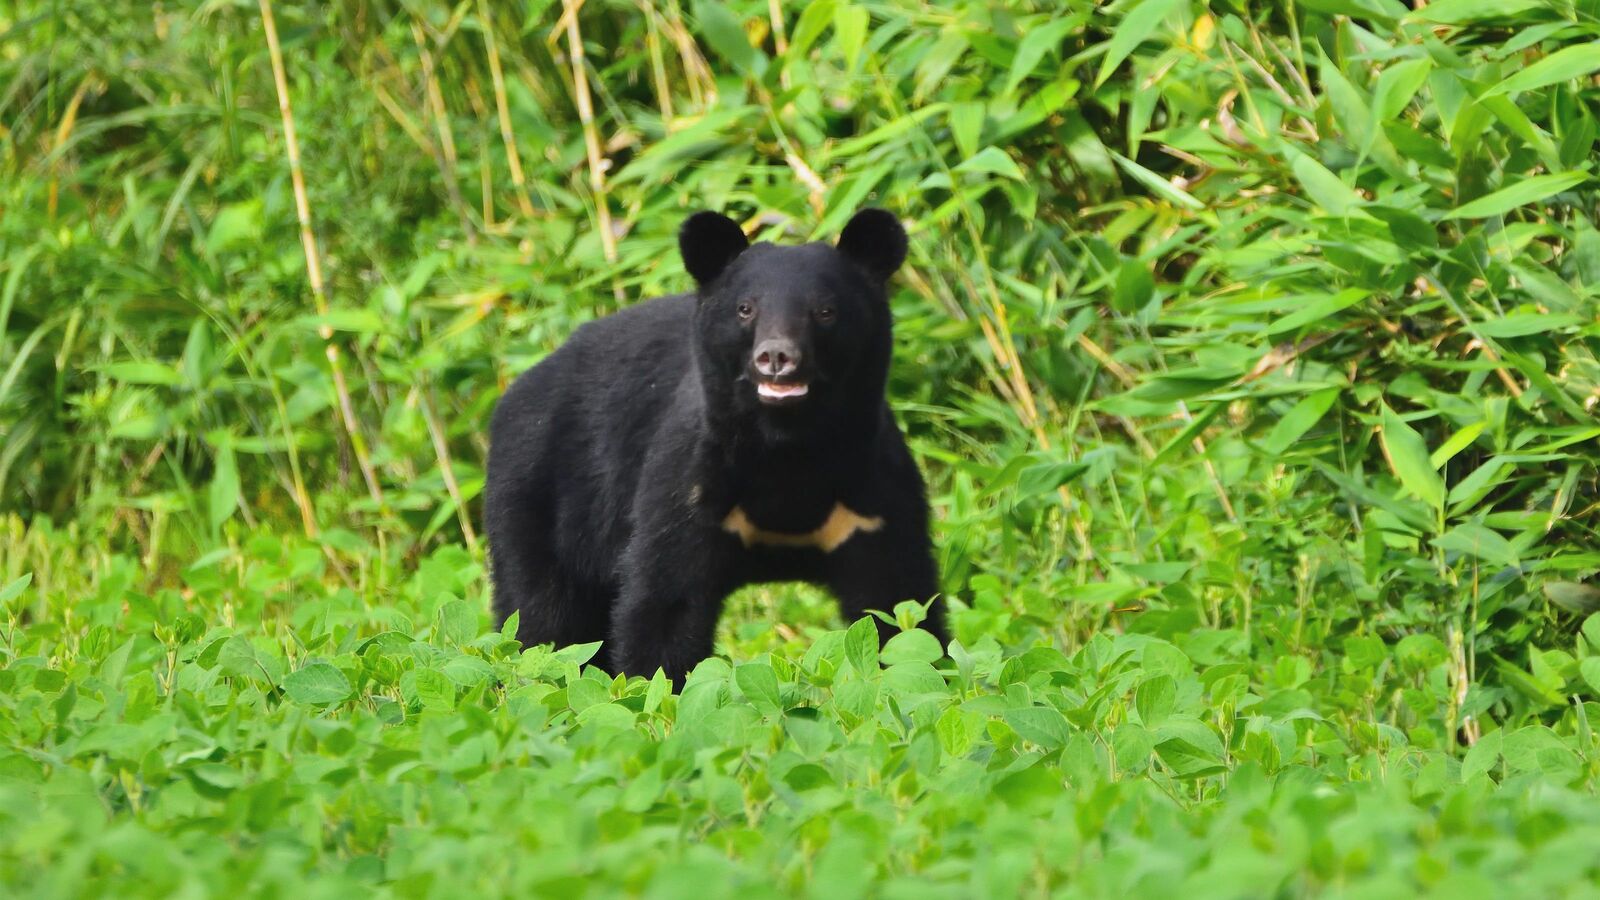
left=679, top=212, right=750, bottom=286
left=836, top=208, right=907, bottom=282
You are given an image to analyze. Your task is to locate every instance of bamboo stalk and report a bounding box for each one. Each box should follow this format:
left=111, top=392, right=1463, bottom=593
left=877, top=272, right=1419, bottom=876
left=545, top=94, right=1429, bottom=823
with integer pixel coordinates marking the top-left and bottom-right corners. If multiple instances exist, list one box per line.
left=257, top=0, right=386, bottom=510
left=639, top=0, right=675, bottom=125
left=478, top=0, right=537, bottom=261
left=411, top=19, right=477, bottom=245
left=478, top=0, right=537, bottom=226
left=558, top=0, right=618, bottom=266
left=420, top=386, right=480, bottom=552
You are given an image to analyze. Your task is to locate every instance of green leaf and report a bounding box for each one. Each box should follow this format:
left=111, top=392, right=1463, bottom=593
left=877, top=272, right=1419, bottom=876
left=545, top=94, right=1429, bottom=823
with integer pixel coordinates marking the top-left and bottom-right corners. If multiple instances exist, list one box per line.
left=1004, top=17, right=1083, bottom=96
left=1004, top=706, right=1071, bottom=749
left=100, top=361, right=183, bottom=386
left=1266, top=288, right=1370, bottom=336
left=1445, top=172, right=1589, bottom=219
left=954, top=147, right=1026, bottom=181
left=1484, top=44, right=1600, bottom=97
left=309, top=309, right=388, bottom=335
left=1432, top=523, right=1519, bottom=567
left=442, top=654, right=495, bottom=687
left=1152, top=403, right=1224, bottom=466
left=1113, top=259, right=1154, bottom=313
left=209, top=441, right=240, bottom=529
left=786, top=0, right=837, bottom=60
left=1373, top=57, right=1432, bottom=121
left=0, top=573, right=32, bottom=607
left=844, top=617, right=879, bottom=676
left=1289, top=150, right=1361, bottom=216
left=1580, top=657, right=1600, bottom=694
left=833, top=3, right=868, bottom=71
left=936, top=706, right=972, bottom=757
left=1015, top=460, right=1089, bottom=499
left=283, top=663, right=353, bottom=705
left=1096, top=0, right=1183, bottom=87
left=1429, top=420, right=1485, bottom=468
left=881, top=630, right=943, bottom=666
left=1135, top=675, right=1176, bottom=728
left=1473, top=313, right=1584, bottom=338
left=437, top=599, right=480, bottom=646
left=692, top=0, right=758, bottom=73
left=206, top=200, right=263, bottom=255
left=1262, top=388, right=1341, bottom=456
left=734, top=662, right=782, bottom=712
left=1111, top=151, right=1205, bottom=210
left=1407, top=0, right=1543, bottom=23
left=1379, top=404, right=1446, bottom=511
left=1546, top=582, right=1600, bottom=615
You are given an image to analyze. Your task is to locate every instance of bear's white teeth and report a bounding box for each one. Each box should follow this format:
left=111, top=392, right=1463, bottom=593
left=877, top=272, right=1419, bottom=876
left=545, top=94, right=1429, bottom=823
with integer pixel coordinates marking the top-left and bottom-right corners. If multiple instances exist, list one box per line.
left=757, top=382, right=809, bottom=399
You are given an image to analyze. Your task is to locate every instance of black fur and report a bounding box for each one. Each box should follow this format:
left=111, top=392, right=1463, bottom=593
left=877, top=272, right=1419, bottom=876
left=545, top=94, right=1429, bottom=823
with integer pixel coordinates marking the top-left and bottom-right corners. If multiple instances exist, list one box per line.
left=485, top=209, right=946, bottom=684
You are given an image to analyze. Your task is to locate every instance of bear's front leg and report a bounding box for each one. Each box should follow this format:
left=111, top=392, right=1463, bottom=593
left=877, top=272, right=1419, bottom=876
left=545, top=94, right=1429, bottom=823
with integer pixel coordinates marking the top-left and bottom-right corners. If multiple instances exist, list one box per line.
left=826, top=518, right=948, bottom=650
left=609, top=505, right=733, bottom=687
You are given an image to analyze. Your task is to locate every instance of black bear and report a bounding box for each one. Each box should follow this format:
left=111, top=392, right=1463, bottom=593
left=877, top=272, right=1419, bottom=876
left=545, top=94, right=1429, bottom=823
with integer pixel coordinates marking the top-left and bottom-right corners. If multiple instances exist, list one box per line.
left=485, top=208, right=947, bottom=684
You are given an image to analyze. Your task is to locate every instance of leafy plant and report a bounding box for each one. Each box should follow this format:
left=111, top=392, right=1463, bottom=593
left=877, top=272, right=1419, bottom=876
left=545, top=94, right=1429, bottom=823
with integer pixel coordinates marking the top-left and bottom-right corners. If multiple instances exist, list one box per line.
left=3, top=0, right=1600, bottom=893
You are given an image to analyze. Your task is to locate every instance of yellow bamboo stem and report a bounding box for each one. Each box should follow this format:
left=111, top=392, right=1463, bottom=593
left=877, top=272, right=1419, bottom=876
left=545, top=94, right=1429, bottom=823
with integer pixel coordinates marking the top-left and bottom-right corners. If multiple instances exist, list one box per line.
left=258, top=0, right=386, bottom=510
left=560, top=0, right=619, bottom=271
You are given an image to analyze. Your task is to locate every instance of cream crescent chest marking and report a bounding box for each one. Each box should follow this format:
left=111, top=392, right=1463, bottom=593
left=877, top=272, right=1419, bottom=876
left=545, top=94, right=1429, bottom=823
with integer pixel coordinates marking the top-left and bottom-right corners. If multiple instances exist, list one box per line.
left=722, top=503, right=884, bottom=553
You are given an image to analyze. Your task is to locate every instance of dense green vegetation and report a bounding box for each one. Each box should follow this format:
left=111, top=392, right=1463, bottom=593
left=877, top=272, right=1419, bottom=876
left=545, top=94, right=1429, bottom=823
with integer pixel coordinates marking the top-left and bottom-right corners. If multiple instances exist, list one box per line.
left=4, top=0, right=1600, bottom=893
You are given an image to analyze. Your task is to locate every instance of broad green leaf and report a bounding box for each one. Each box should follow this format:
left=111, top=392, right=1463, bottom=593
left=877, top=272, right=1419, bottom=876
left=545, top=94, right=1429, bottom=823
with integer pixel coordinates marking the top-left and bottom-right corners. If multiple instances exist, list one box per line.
left=692, top=0, right=758, bottom=73
left=1432, top=523, right=1519, bottom=567
left=206, top=200, right=263, bottom=255
left=786, top=0, right=837, bottom=60
left=101, top=361, right=183, bottom=386
left=0, top=573, right=33, bottom=606
left=1429, top=420, right=1485, bottom=468
left=437, top=599, right=480, bottom=646
left=1484, top=43, right=1600, bottom=97
left=1135, top=675, right=1176, bottom=727
left=881, top=629, right=943, bottom=665
left=1096, top=0, right=1183, bottom=87
left=734, top=662, right=782, bottom=712
left=1472, top=313, right=1584, bottom=338
left=310, top=309, right=388, bottom=334
left=1547, top=582, right=1600, bottom=615
left=954, top=147, right=1026, bottom=181
left=936, top=706, right=972, bottom=757
left=1004, top=17, right=1083, bottom=96
left=1407, top=0, right=1543, bottom=23
left=833, top=2, right=868, bottom=71
left=1289, top=150, right=1361, bottom=216
left=1379, top=404, right=1446, bottom=510
left=1266, top=288, right=1370, bottom=336
left=1004, top=706, right=1071, bottom=749
left=1262, top=388, right=1341, bottom=456
left=1445, top=172, right=1589, bottom=219
left=844, top=616, right=879, bottom=676
left=209, top=441, right=239, bottom=529
left=1580, top=657, right=1600, bottom=694
left=283, top=663, right=353, bottom=705
left=1373, top=57, right=1432, bottom=120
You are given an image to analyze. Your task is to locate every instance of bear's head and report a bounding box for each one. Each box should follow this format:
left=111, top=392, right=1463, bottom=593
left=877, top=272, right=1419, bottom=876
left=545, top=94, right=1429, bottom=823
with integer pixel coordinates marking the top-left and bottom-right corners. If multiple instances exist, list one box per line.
left=679, top=209, right=907, bottom=436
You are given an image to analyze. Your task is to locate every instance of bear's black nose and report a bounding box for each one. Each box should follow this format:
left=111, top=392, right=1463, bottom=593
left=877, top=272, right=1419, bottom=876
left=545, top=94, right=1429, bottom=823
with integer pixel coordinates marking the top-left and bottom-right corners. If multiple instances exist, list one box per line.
left=753, top=339, right=801, bottom=378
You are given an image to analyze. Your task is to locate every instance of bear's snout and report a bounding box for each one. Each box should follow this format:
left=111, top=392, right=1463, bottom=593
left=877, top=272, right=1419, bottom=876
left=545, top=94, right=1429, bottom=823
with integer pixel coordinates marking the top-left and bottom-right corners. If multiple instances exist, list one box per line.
left=752, top=339, right=801, bottom=378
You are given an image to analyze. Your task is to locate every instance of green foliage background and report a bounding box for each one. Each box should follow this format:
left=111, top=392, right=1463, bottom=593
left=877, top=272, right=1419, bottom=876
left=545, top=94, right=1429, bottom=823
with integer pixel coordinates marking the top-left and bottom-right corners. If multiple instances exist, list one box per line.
left=3, top=0, right=1600, bottom=894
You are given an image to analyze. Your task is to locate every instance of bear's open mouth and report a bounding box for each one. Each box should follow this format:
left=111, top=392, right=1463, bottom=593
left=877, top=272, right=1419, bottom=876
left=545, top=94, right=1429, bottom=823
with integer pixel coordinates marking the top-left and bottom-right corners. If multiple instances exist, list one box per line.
left=756, top=381, right=809, bottom=404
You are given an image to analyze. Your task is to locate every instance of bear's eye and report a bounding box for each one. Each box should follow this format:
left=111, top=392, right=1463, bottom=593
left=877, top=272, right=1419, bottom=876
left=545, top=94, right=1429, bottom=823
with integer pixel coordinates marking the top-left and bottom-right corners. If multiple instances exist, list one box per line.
left=815, top=306, right=837, bottom=323
left=736, top=301, right=755, bottom=320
